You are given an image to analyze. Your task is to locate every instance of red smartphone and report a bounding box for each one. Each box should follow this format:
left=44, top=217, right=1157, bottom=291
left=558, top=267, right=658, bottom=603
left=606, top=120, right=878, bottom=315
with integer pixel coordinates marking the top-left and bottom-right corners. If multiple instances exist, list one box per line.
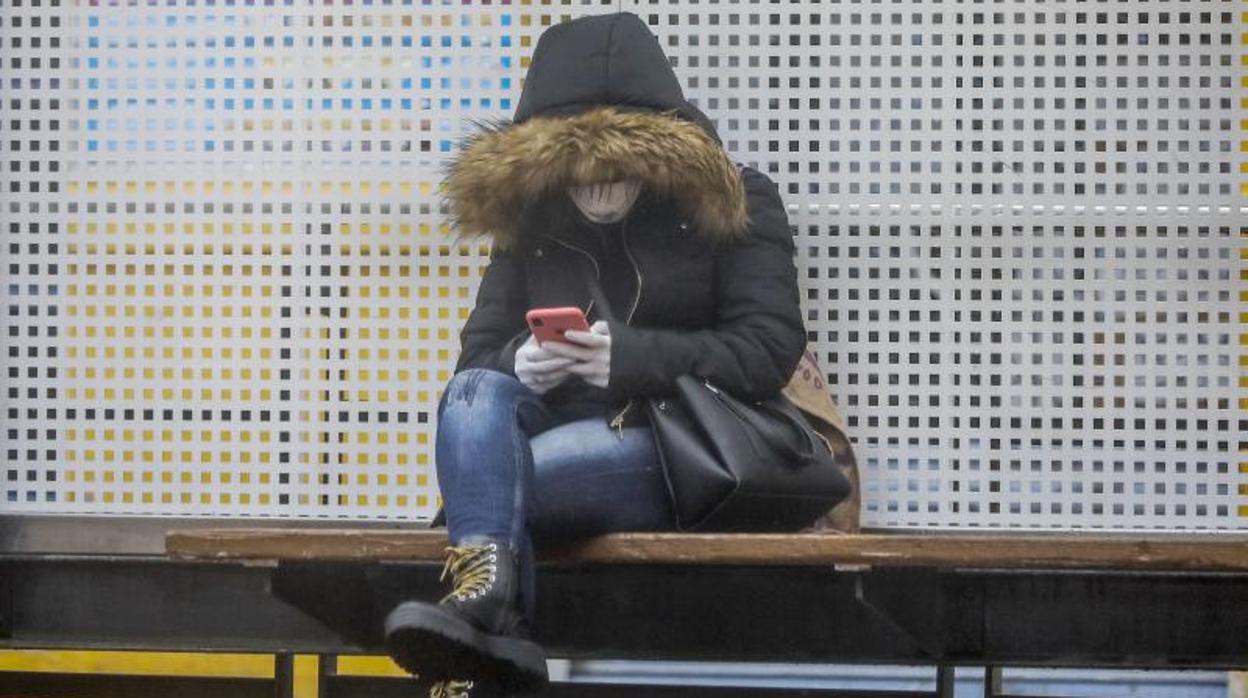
left=526, top=306, right=590, bottom=345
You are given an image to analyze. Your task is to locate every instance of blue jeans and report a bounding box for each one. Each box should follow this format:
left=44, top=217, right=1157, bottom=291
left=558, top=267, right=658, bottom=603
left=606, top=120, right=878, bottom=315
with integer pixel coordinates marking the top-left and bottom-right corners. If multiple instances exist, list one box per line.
left=435, top=368, right=676, bottom=621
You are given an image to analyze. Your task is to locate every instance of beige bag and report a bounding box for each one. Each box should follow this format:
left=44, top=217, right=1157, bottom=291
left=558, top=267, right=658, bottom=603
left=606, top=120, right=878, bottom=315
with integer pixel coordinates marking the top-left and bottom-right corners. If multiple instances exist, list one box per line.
left=780, top=346, right=861, bottom=534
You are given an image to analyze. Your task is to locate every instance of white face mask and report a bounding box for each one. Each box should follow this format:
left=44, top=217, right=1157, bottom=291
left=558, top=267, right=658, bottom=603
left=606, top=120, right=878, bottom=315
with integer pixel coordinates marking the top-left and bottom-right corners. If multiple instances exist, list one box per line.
left=567, top=180, right=642, bottom=224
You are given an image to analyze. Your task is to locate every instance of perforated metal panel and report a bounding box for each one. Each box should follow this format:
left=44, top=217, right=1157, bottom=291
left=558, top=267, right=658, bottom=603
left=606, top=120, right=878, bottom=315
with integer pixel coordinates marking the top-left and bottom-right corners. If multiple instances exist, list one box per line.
left=1, top=2, right=1245, bottom=529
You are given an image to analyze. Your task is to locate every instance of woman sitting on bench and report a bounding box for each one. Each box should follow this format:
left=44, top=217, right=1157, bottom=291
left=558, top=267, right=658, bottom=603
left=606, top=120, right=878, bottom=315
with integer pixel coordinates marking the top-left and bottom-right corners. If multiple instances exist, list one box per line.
left=382, top=12, right=807, bottom=698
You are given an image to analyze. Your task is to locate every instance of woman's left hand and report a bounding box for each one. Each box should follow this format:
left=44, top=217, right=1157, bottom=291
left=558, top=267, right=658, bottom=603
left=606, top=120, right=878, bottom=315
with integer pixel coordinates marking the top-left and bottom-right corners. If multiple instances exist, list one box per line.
left=547, top=320, right=611, bottom=389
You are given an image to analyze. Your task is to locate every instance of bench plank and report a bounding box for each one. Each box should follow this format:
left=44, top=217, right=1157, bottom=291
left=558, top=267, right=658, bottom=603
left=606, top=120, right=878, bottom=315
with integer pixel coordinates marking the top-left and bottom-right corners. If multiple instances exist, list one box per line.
left=166, top=529, right=1248, bottom=571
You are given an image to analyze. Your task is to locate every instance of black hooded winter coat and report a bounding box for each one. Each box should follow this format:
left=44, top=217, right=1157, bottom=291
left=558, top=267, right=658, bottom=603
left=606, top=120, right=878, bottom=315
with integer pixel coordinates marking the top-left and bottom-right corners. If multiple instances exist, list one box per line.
left=442, top=12, right=807, bottom=426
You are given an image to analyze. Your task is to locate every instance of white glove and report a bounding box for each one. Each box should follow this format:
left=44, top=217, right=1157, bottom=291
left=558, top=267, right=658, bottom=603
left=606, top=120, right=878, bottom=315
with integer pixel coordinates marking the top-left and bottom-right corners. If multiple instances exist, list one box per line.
left=546, top=320, right=611, bottom=389
left=513, top=333, right=576, bottom=395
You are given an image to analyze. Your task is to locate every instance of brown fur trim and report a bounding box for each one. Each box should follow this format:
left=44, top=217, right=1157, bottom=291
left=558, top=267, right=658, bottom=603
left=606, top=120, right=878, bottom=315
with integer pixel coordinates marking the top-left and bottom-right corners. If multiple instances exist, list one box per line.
left=441, top=106, right=748, bottom=249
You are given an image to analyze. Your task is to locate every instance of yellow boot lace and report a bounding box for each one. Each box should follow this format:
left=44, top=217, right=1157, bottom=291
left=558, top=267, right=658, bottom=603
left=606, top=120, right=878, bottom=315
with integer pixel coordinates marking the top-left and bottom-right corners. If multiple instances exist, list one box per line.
left=429, top=679, right=474, bottom=698
left=439, top=542, right=498, bottom=604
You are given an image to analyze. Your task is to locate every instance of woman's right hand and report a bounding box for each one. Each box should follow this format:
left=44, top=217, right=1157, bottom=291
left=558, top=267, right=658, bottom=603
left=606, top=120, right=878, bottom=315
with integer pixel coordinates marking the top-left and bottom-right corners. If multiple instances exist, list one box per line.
left=514, top=333, right=577, bottom=394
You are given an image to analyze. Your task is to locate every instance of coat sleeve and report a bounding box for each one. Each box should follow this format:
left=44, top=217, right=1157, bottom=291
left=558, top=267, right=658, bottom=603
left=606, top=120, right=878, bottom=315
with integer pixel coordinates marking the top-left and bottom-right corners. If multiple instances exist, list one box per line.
left=454, top=244, right=531, bottom=376
left=604, top=166, right=807, bottom=401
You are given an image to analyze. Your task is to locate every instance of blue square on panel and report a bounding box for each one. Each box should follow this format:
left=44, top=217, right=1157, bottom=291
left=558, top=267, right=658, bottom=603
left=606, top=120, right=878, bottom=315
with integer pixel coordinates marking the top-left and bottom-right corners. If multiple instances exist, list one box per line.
left=89, top=15, right=99, bottom=26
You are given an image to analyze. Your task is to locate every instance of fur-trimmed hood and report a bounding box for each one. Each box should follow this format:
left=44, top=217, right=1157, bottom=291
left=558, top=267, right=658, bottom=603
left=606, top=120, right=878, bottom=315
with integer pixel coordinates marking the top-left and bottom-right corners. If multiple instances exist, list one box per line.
left=440, top=13, right=748, bottom=249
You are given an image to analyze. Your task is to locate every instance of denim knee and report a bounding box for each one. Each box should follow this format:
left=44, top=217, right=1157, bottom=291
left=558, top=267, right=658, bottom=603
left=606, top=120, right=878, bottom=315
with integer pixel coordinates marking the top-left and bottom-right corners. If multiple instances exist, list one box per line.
left=438, top=368, right=526, bottom=414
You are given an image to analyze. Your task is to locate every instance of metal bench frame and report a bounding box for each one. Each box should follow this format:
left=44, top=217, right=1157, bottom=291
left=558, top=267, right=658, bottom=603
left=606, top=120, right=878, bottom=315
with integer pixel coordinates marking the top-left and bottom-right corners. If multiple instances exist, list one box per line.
left=4, top=517, right=1247, bottom=697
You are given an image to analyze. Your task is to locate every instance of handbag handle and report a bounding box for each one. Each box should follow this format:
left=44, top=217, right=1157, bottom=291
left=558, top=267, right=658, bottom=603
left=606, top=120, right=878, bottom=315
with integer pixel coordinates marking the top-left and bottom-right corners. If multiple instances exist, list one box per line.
left=702, top=379, right=825, bottom=467
left=592, top=276, right=826, bottom=468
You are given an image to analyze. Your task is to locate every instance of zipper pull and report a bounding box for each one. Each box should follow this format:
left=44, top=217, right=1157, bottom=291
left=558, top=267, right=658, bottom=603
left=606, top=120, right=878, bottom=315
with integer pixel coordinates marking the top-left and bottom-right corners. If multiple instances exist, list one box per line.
left=608, top=398, right=635, bottom=439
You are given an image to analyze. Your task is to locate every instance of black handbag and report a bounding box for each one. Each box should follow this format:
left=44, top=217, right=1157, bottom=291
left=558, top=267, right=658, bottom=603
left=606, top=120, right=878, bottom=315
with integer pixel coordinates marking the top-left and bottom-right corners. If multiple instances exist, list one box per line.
left=646, top=374, right=851, bottom=532
left=586, top=279, right=851, bottom=532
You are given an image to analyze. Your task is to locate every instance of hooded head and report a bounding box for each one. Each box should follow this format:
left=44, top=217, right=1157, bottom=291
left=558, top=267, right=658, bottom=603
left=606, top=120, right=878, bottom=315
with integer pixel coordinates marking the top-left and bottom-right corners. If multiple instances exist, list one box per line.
left=441, top=12, right=748, bottom=249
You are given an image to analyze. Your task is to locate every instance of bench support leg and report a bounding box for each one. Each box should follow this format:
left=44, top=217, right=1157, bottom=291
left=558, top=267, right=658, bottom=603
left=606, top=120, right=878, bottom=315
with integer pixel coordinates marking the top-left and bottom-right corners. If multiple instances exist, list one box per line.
left=272, top=653, right=294, bottom=698
left=936, top=665, right=955, bottom=698
left=983, top=666, right=1002, bottom=698
left=318, top=654, right=338, bottom=698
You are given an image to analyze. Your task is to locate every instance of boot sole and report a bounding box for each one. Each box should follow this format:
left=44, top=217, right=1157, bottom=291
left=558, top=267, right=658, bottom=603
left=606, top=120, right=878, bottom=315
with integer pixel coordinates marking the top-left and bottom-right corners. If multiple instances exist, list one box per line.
left=384, top=601, right=549, bottom=693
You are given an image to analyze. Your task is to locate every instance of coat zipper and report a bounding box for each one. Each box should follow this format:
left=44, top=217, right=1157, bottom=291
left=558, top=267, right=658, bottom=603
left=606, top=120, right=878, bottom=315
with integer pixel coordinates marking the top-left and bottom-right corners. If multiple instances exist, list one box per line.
left=544, top=212, right=647, bottom=438
left=608, top=213, right=644, bottom=437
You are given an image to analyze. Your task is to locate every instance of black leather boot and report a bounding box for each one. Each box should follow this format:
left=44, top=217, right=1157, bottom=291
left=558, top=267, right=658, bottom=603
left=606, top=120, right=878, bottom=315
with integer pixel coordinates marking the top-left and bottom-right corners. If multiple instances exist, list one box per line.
left=384, top=537, right=548, bottom=694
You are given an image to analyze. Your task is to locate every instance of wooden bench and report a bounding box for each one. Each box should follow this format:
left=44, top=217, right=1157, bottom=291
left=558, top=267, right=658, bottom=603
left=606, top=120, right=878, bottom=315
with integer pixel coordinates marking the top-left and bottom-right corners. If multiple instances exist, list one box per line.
left=167, top=528, right=1248, bottom=571
left=162, top=528, right=1248, bottom=697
